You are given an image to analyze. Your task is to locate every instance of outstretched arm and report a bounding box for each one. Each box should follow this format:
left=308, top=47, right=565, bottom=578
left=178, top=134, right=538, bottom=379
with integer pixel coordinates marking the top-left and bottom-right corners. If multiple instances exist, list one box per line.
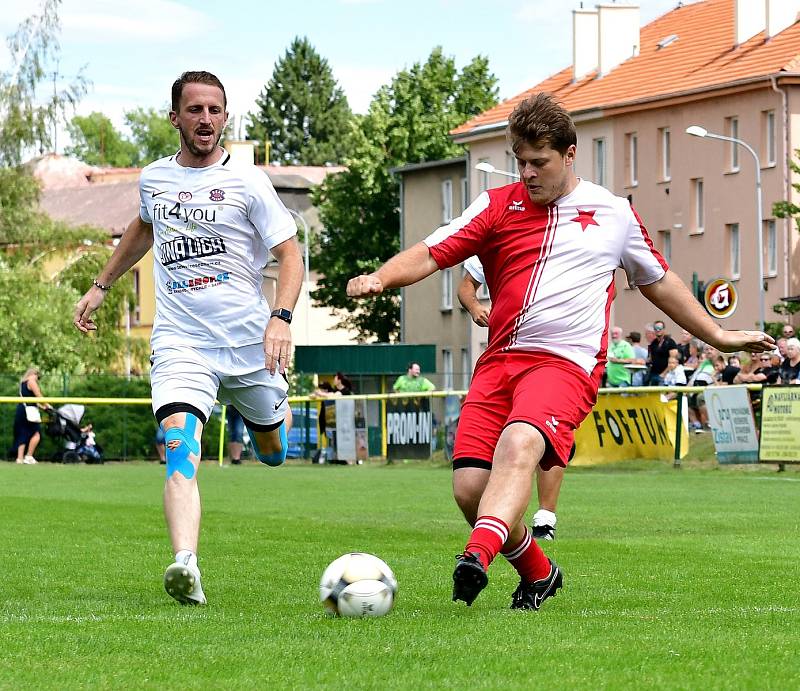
left=346, top=242, right=439, bottom=297
left=73, top=216, right=153, bottom=333
left=638, top=270, right=774, bottom=354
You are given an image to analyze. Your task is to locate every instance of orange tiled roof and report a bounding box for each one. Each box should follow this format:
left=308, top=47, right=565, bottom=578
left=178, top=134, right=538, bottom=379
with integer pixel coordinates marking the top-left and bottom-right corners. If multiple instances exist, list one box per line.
left=452, top=0, right=800, bottom=137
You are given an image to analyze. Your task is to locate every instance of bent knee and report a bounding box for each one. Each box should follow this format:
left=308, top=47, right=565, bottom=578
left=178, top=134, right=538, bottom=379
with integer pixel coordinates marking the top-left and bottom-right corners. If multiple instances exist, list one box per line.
left=251, top=421, right=288, bottom=467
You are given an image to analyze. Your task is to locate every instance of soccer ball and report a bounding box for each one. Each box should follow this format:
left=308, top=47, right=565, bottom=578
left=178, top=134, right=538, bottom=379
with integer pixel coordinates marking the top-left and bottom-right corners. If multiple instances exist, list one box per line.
left=319, top=552, right=398, bottom=618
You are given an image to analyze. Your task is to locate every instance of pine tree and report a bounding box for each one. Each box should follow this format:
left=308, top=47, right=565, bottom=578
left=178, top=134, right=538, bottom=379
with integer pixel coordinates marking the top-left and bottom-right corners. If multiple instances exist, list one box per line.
left=246, top=37, right=352, bottom=165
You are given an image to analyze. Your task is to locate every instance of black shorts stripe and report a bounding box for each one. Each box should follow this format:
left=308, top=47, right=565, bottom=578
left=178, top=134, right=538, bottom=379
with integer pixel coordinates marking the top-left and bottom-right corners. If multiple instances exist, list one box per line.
left=452, top=457, right=492, bottom=471
left=242, top=416, right=284, bottom=433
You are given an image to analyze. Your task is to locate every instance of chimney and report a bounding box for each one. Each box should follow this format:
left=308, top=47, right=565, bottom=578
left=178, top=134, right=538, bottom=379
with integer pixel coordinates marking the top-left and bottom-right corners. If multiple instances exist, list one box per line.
left=735, top=0, right=766, bottom=44
left=766, top=0, right=800, bottom=38
left=573, top=7, right=599, bottom=81
left=597, top=3, right=640, bottom=76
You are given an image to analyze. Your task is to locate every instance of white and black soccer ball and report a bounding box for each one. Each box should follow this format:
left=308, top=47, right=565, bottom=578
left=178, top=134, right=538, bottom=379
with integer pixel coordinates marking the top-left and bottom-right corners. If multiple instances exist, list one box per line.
left=319, top=552, right=398, bottom=618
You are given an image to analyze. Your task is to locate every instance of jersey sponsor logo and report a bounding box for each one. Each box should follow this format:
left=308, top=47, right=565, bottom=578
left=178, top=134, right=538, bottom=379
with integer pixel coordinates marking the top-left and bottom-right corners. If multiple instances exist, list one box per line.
left=153, top=201, right=218, bottom=225
left=545, top=415, right=559, bottom=434
left=572, top=208, right=599, bottom=231
left=178, top=191, right=193, bottom=202
left=165, top=271, right=231, bottom=293
left=160, top=235, right=227, bottom=266
left=508, top=199, right=526, bottom=211
left=209, top=188, right=225, bottom=202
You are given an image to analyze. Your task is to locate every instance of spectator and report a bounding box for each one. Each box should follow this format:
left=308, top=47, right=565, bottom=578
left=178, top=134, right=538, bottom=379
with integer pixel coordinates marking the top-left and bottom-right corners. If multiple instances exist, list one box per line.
left=647, top=320, right=677, bottom=385
left=627, top=331, right=649, bottom=386
left=735, top=351, right=780, bottom=408
left=682, top=340, right=701, bottom=379
left=778, top=338, right=800, bottom=384
left=662, top=354, right=687, bottom=387
left=644, top=323, right=656, bottom=347
left=676, top=328, right=693, bottom=364
left=719, top=354, right=741, bottom=385
left=13, top=367, right=50, bottom=465
left=776, top=338, right=788, bottom=358
left=782, top=324, right=796, bottom=340
left=226, top=406, right=245, bottom=465
left=606, top=326, right=636, bottom=387
left=313, top=373, right=354, bottom=461
left=686, top=344, right=717, bottom=432
left=393, top=362, right=435, bottom=393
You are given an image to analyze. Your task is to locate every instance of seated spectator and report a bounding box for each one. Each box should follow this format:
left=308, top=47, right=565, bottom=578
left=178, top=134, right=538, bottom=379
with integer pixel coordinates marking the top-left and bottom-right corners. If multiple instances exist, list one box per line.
left=686, top=345, right=717, bottom=432
left=735, top=351, right=780, bottom=406
left=676, top=328, right=693, bottom=364
left=606, top=326, right=636, bottom=387
left=782, top=324, right=796, bottom=340
left=662, top=355, right=687, bottom=387
left=779, top=338, right=800, bottom=384
left=626, top=331, right=649, bottom=386
left=776, top=338, right=788, bottom=359
left=719, top=354, right=741, bottom=385
left=682, top=340, right=701, bottom=380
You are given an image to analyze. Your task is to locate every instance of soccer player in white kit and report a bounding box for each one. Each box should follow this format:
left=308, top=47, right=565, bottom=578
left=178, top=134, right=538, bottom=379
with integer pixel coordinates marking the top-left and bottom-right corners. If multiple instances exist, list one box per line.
left=347, top=93, right=774, bottom=610
left=74, top=71, right=304, bottom=605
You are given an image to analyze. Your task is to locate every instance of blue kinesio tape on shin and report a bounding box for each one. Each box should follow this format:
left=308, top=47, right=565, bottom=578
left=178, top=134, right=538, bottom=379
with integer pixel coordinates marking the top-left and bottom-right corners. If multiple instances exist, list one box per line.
left=164, top=414, right=200, bottom=479
left=252, top=421, right=288, bottom=467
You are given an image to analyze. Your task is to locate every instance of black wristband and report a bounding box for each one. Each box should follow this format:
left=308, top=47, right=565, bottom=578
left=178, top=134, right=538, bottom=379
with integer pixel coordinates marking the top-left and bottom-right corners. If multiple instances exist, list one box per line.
left=93, top=278, right=112, bottom=291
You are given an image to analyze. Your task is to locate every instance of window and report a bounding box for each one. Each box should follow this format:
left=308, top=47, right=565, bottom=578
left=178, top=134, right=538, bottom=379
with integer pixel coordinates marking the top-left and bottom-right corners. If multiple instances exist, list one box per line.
left=506, top=151, right=518, bottom=180
left=441, top=268, right=453, bottom=310
left=461, top=348, right=470, bottom=389
left=691, top=178, right=704, bottom=233
left=132, top=268, right=141, bottom=325
left=442, top=348, right=453, bottom=390
left=766, top=219, right=777, bottom=277
left=460, top=177, right=468, bottom=213
left=626, top=133, right=638, bottom=186
left=441, top=179, right=453, bottom=223
left=727, top=223, right=740, bottom=279
left=659, top=127, right=671, bottom=181
left=478, top=158, right=490, bottom=193
left=763, top=110, right=776, bottom=165
left=660, top=230, right=671, bottom=264
left=593, top=138, right=606, bottom=186
left=725, top=117, right=739, bottom=171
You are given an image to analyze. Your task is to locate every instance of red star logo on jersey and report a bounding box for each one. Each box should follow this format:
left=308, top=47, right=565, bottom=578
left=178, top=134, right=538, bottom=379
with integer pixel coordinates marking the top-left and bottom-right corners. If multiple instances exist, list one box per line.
left=572, top=208, right=599, bottom=231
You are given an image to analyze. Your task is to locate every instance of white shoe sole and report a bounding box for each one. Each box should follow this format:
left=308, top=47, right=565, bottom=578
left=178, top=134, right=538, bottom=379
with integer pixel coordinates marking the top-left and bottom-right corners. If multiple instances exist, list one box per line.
left=164, top=563, right=206, bottom=605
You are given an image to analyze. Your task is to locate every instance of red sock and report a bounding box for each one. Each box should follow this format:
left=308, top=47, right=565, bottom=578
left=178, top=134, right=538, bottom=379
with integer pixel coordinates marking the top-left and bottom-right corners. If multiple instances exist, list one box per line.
left=465, top=516, right=509, bottom=570
left=501, top=526, right=551, bottom=582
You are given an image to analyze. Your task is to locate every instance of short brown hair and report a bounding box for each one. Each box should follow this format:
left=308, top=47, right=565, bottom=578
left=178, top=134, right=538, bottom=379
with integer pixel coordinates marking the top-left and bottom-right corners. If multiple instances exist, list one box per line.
left=171, top=71, right=227, bottom=111
left=507, top=93, right=576, bottom=155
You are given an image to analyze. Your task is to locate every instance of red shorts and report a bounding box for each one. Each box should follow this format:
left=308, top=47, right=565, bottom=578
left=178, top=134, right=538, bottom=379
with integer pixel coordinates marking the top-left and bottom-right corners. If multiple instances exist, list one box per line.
left=453, top=350, right=602, bottom=471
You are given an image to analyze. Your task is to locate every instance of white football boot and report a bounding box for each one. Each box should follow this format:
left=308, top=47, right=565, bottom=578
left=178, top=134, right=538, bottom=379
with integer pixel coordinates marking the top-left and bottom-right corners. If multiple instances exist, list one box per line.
left=163, top=561, right=206, bottom=605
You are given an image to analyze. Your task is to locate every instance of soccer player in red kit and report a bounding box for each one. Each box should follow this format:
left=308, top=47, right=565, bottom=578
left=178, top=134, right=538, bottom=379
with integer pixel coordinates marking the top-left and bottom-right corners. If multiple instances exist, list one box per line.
left=347, top=93, right=773, bottom=609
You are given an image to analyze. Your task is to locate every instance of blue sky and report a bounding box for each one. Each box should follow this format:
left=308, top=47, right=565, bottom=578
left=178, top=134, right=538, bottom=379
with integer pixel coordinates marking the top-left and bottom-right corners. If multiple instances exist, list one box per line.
left=1, top=0, right=688, bottom=143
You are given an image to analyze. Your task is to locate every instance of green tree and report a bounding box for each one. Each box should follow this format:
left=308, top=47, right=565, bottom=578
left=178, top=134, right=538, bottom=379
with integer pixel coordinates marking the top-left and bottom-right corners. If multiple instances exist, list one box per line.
left=770, top=148, right=800, bottom=332
left=246, top=36, right=352, bottom=165
left=124, top=106, right=179, bottom=164
left=0, top=2, right=144, bottom=375
left=65, top=111, right=140, bottom=167
left=311, top=47, right=498, bottom=341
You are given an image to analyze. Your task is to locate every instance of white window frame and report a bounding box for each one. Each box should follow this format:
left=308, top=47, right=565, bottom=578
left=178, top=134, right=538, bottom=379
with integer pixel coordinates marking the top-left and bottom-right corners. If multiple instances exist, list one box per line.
left=661, top=230, right=671, bottom=264
left=593, top=138, right=606, bottom=186
left=765, top=110, right=776, bottom=166
left=726, top=117, right=739, bottom=171
left=478, top=158, right=490, bottom=193
left=461, top=348, right=470, bottom=390
left=460, top=177, right=468, bottom=213
left=442, top=348, right=453, bottom=390
left=441, top=179, right=453, bottom=223
left=441, top=267, right=453, bottom=311
left=692, top=178, right=704, bottom=233
left=766, top=219, right=777, bottom=277
left=627, top=133, right=638, bottom=186
left=660, top=127, right=671, bottom=181
left=728, top=223, right=740, bottom=279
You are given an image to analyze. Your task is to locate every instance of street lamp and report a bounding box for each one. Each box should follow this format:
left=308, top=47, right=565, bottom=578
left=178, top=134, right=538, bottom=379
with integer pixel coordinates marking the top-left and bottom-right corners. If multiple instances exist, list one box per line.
left=685, top=125, right=765, bottom=331
left=286, top=208, right=311, bottom=344
left=474, top=161, right=520, bottom=179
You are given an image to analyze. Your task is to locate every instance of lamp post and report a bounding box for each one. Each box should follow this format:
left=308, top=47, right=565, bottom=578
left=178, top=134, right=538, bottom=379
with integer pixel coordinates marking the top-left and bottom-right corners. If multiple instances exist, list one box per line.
left=286, top=208, right=311, bottom=344
left=474, top=161, right=520, bottom=179
left=685, top=125, right=765, bottom=331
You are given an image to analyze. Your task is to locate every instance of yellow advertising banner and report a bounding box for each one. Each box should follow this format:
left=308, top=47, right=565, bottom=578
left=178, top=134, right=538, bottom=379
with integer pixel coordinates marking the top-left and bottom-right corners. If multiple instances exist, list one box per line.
left=759, top=387, right=800, bottom=462
left=572, top=393, right=689, bottom=465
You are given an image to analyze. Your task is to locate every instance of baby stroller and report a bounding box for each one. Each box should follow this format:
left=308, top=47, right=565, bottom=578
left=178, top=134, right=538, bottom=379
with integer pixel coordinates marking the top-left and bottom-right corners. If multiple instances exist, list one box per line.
left=46, top=404, right=103, bottom=464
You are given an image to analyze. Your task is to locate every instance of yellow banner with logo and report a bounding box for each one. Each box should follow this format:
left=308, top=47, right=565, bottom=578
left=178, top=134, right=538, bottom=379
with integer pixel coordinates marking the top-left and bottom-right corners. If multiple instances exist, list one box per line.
left=572, top=393, right=689, bottom=465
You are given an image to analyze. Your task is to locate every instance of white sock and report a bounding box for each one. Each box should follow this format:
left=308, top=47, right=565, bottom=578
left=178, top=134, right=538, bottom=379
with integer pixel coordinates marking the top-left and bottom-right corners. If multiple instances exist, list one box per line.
left=533, top=509, right=557, bottom=527
left=175, top=550, right=198, bottom=570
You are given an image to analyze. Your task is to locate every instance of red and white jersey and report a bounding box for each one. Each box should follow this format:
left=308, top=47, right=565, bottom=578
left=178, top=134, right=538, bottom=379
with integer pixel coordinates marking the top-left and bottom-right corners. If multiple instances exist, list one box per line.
left=139, top=151, right=296, bottom=350
left=424, top=179, right=667, bottom=375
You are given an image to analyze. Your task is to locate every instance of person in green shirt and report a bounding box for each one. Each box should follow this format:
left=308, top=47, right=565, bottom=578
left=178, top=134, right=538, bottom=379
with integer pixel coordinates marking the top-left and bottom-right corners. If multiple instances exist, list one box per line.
left=606, top=326, right=637, bottom=387
left=392, top=362, right=435, bottom=392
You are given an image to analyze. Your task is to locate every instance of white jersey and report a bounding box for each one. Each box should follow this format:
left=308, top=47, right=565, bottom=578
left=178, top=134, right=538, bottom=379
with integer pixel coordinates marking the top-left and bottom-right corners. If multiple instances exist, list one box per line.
left=463, top=255, right=485, bottom=285
left=139, top=151, right=296, bottom=350
left=425, top=179, right=667, bottom=376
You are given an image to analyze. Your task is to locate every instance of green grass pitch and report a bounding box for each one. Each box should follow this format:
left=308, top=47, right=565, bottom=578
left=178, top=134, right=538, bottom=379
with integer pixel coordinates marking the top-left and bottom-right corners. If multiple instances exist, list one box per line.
left=1, top=460, right=798, bottom=690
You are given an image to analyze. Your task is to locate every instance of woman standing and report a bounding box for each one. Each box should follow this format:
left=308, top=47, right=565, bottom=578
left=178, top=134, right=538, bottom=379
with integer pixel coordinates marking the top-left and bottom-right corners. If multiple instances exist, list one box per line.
left=13, top=368, right=49, bottom=464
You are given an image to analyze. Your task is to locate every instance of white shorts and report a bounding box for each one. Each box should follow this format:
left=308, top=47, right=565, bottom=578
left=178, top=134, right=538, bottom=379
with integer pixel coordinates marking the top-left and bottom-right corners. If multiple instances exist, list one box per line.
left=150, top=343, right=289, bottom=427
